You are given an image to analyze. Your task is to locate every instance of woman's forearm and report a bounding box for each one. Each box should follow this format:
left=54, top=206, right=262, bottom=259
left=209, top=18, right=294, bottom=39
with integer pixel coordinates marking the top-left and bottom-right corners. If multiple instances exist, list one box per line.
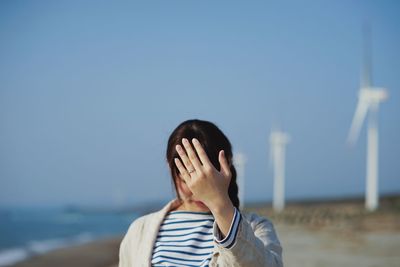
left=209, top=196, right=235, bottom=238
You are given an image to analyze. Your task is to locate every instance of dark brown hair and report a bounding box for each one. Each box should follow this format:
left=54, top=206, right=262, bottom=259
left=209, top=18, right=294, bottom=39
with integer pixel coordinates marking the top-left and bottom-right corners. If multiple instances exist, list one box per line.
left=166, top=119, right=240, bottom=210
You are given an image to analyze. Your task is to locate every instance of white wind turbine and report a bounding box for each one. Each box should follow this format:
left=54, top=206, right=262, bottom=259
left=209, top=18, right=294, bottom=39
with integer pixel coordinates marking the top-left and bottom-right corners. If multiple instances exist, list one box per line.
left=234, top=152, right=247, bottom=210
left=347, top=26, right=388, bottom=212
left=269, top=130, right=290, bottom=212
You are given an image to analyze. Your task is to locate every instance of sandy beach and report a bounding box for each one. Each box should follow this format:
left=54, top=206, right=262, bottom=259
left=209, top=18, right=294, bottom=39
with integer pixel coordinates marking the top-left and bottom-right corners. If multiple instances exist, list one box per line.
left=277, top=224, right=400, bottom=267
left=8, top=195, right=400, bottom=267
left=8, top=238, right=122, bottom=267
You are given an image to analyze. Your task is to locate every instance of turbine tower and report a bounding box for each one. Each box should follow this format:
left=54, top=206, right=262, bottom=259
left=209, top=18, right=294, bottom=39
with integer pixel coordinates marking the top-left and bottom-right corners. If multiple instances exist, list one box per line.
left=270, top=130, right=290, bottom=212
left=234, top=152, right=247, bottom=210
left=347, top=25, right=388, bottom=211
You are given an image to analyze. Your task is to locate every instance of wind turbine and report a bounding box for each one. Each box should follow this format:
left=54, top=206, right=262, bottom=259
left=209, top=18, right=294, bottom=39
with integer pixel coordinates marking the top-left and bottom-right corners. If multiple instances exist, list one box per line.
left=347, top=26, right=388, bottom=212
left=233, top=152, right=247, bottom=210
left=269, top=130, right=290, bottom=212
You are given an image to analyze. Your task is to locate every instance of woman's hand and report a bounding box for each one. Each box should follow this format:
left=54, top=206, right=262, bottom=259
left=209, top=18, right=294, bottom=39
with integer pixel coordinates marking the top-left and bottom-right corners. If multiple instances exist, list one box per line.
left=174, top=137, right=236, bottom=237
left=174, top=138, right=232, bottom=212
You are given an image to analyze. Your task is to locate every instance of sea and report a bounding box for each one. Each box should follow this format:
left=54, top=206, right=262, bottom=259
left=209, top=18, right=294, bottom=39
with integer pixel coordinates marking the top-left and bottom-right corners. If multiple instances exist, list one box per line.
left=0, top=206, right=139, bottom=266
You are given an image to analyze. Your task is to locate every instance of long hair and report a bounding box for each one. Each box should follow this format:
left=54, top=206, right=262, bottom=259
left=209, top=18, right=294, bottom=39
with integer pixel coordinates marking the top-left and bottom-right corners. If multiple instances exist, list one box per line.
left=166, top=119, right=240, bottom=210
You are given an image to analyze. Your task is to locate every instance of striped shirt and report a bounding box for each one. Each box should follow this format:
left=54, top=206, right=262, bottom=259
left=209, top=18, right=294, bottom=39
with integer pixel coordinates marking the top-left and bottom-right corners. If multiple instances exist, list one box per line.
left=151, top=207, right=242, bottom=267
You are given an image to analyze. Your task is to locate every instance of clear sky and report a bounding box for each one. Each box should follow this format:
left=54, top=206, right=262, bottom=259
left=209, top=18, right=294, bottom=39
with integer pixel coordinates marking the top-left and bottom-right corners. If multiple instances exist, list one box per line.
left=1, top=0, right=399, bottom=207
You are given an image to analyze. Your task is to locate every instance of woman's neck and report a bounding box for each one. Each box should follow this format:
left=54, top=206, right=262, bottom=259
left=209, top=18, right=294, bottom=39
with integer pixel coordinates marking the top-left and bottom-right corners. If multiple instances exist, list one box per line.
left=171, top=199, right=210, bottom=213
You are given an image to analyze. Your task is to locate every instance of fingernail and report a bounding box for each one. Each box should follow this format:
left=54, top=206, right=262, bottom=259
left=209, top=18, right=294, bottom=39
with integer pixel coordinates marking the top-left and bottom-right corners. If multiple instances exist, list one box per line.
left=192, top=138, right=198, bottom=144
left=176, top=145, right=181, bottom=151
left=182, top=138, right=188, bottom=144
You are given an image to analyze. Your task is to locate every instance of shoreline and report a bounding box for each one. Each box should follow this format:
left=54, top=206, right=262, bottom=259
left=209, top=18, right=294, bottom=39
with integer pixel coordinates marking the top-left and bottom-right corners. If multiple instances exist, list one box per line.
left=8, top=227, right=400, bottom=267
left=6, top=195, right=400, bottom=267
left=6, top=237, right=122, bottom=267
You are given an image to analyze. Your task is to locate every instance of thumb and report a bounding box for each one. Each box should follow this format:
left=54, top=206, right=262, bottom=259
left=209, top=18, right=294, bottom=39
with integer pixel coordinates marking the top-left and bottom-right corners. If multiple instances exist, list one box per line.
left=218, top=150, right=231, bottom=178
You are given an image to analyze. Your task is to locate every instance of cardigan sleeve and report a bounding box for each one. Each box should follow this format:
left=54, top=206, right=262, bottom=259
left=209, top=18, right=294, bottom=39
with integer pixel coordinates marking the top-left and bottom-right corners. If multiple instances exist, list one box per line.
left=118, top=234, right=129, bottom=267
left=118, top=216, right=144, bottom=267
left=118, top=223, right=134, bottom=267
left=213, top=212, right=283, bottom=267
left=213, top=207, right=242, bottom=248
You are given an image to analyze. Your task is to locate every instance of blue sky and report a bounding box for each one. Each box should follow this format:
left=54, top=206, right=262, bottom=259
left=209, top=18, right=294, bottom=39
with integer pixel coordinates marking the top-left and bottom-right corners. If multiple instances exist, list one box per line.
left=0, top=0, right=399, bottom=207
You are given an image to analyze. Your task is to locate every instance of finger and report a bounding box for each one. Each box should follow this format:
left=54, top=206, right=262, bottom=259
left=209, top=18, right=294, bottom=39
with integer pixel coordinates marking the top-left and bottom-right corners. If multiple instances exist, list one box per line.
left=174, top=157, right=191, bottom=183
left=175, top=144, right=196, bottom=173
left=181, top=138, right=203, bottom=172
left=191, top=138, right=213, bottom=167
left=218, top=150, right=231, bottom=178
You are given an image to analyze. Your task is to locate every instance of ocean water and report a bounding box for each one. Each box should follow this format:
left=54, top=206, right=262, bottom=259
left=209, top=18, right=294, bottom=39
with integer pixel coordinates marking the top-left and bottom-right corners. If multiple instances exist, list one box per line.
left=0, top=207, right=138, bottom=266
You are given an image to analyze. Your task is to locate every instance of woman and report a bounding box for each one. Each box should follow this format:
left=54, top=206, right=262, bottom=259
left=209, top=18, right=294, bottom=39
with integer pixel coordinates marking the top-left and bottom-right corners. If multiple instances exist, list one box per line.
left=119, top=119, right=283, bottom=267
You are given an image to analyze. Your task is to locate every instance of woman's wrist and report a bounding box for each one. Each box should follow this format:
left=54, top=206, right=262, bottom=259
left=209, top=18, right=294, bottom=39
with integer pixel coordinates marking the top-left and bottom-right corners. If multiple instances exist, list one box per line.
left=208, top=196, right=235, bottom=238
left=207, top=195, right=233, bottom=214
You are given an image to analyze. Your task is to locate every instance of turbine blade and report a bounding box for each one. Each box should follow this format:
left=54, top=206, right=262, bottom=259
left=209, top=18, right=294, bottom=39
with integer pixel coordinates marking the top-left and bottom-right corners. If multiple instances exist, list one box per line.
left=361, top=23, right=373, bottom=88
left=268, top=132, right=277, bottom=169
left=348, top=99, right=369, bottom=144
left=268, top=144, right=274, bottom=169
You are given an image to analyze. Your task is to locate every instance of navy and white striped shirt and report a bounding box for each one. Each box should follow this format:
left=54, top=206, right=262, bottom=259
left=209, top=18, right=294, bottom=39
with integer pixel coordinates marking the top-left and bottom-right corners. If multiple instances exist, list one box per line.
left=151, top=207, right=242, bottom=267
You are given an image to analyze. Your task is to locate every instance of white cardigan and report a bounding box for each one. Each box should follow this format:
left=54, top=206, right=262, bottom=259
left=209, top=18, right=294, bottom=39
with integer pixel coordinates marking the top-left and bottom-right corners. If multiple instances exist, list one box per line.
left=118, top=199, right=283, bottom=267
